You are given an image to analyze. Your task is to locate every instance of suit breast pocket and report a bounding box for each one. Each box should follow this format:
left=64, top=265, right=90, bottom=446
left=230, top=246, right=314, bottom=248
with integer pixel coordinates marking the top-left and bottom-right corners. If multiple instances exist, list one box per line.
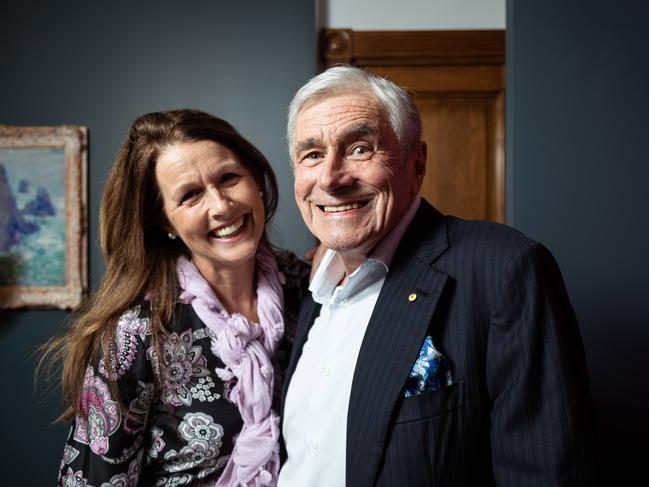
left=393, top=380, right=465, bottom=425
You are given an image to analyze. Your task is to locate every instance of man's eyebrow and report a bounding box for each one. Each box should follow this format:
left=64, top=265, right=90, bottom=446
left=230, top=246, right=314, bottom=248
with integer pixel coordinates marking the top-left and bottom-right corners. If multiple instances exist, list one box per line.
left=294, top=124, right=379, bottom=155
left=340, top=123, right=378, bottom=141
left=294, top=138, right=320, bottom=155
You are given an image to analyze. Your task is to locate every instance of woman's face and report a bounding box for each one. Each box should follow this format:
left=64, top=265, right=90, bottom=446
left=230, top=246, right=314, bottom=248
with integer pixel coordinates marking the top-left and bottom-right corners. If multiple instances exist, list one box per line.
left=155, top=140, right=265, bottom=275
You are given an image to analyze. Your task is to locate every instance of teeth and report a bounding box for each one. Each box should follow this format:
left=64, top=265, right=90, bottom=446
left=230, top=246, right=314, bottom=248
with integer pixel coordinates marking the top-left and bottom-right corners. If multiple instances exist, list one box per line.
left=212, top=217, right=245, bottom=238
left=323, top=202, right=363, bottom=212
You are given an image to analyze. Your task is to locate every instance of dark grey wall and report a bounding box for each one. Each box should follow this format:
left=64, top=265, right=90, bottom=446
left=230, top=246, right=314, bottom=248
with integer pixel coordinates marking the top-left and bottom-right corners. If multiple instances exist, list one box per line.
left=0, top=1, right=314, bottom=484
left=507, top=1, right=649, bottom=484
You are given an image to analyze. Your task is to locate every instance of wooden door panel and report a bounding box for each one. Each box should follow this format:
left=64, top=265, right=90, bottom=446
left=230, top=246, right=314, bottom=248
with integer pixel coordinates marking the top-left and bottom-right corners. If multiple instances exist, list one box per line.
left=320, top=29, right=505, bottom=223
left=418, top=93, right=503, bottom=220
left=369, top=65, right=504, bottom=92
left=420, top=96, right=487, bottom=219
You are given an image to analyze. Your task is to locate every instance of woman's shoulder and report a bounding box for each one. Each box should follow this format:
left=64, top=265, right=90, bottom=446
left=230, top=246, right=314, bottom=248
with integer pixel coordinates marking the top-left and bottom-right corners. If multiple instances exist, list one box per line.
left=274, top=248, right=310, bottom=298
left=98, top=301, right=154, bottom=381
left=274, top=248, right=310, bottom=281
left=273, top=249, right=310, bottom=345
left=113, top=301, right=153, bottom=343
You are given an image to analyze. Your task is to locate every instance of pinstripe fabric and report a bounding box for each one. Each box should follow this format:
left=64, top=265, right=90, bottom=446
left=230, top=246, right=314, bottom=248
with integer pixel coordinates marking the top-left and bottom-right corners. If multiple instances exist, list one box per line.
left=281, top=199, right=597, bottom=487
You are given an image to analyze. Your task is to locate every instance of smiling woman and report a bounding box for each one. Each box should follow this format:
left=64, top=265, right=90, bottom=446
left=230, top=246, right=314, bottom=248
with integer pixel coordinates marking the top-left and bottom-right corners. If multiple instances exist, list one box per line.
left=155, top=140, right=267, bottom=311
left=39, top=109, right=310, bottom=486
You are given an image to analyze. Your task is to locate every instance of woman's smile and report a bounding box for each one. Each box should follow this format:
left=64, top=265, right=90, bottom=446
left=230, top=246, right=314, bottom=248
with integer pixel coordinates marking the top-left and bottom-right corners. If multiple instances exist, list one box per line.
left=208, top=214, right=247, bottom=239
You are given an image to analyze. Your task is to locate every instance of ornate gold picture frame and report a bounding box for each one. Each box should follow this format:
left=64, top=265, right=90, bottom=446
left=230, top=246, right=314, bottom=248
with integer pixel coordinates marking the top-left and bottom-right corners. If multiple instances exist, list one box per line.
left=0, top=125, right=87, bottom=309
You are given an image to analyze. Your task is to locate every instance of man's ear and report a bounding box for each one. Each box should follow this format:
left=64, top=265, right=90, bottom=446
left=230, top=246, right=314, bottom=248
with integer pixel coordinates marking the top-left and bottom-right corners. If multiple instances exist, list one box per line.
left=410, top=141, right=427, bottom=195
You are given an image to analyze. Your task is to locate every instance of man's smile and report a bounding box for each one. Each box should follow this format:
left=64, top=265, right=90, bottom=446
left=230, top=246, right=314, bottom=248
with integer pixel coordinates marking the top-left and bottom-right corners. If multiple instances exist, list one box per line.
left=317, top=200, right=370, bottom=213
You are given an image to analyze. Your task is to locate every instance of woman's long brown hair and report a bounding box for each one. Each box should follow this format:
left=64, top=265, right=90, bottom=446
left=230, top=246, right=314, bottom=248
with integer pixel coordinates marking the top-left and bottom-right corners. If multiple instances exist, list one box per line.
left=39, top=109, right=278, bottom=421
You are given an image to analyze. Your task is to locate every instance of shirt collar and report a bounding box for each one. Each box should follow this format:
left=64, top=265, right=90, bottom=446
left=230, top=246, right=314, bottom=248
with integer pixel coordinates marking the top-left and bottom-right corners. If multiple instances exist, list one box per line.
left=309, top=196, right=421, bottom=303
left=368, top=196, right=421, bottom=268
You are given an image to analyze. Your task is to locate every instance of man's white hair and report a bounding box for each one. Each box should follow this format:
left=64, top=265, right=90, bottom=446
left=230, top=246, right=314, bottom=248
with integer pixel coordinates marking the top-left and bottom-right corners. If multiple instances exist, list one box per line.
left=287, top=65, right=422, bottom=164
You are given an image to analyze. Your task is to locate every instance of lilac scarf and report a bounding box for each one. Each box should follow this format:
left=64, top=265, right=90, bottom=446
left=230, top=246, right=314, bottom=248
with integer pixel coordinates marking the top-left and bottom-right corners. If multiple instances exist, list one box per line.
left=176, top=244, right=284, bottom=486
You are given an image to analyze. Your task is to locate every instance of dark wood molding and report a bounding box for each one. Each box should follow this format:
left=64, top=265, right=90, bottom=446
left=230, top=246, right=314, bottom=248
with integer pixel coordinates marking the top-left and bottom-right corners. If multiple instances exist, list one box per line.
left=321, top=29, right=505, bottom=68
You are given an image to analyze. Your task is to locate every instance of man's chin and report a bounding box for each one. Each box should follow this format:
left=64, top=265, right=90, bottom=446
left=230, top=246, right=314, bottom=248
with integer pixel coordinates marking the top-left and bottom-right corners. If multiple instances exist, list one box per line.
left=317, top=236, right=375, bottom=255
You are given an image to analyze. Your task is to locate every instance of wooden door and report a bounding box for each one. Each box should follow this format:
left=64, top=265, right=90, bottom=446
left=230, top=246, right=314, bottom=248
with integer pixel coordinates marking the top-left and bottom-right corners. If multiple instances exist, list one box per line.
left=320, top=29, right=505, bottom=223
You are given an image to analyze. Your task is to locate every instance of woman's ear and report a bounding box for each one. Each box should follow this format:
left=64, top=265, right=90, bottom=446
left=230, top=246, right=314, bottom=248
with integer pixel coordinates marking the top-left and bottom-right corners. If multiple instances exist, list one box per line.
left=154, top=212, right=176, bottom=239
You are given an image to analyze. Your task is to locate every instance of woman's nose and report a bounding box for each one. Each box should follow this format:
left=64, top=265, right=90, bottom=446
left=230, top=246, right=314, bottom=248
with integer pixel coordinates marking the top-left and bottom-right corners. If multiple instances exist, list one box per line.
left=206, top=187, right=231, bottom=217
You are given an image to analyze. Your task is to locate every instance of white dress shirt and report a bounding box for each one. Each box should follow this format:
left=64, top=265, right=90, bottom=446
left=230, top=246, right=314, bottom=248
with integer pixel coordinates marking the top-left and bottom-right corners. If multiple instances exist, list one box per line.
left=278, top=197, right=420, bottom=487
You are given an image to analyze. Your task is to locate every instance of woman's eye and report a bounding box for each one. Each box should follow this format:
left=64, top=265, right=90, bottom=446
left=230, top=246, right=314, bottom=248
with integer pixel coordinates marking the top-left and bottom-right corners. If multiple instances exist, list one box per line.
left=180, top=190, right=200, bottom=203
left=221, top=173, right=241, bottom=186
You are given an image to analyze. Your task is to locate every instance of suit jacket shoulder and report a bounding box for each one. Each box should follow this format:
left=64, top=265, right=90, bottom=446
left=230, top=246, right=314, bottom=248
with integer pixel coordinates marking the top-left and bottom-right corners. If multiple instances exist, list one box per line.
left=360, top=199, right=596, bottom=486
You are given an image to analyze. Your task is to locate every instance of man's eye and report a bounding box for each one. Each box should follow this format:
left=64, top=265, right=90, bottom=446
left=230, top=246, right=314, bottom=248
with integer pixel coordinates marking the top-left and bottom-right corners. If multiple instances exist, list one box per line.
left=350, top=145, right=372, bottom=158
left=300, top=151, right=323, bottom=166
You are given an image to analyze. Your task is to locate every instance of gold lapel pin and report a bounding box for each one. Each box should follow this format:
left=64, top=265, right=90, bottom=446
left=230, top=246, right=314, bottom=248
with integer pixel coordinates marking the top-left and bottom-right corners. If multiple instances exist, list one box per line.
left=408, top=293, right=417, bottom=302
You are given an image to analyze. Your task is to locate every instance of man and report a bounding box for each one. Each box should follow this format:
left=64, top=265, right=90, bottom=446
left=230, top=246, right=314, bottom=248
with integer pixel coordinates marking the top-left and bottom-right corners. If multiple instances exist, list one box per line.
left=278, top=66, right=596, bottom=487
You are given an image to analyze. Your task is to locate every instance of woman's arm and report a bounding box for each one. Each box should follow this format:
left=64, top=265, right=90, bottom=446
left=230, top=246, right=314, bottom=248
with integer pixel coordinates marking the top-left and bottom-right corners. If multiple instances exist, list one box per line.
left=58, top=304, right=155, bottom=486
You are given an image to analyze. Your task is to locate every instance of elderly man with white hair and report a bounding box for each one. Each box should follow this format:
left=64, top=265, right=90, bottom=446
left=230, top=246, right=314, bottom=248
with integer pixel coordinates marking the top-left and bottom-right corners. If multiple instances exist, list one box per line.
left=278, top=66, right=596, bottom=487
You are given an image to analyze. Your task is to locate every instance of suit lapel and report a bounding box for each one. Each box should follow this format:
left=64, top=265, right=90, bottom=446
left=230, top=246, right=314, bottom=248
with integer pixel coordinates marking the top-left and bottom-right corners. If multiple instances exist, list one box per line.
left=279, top=294, right=321, bottom=462
left=280, top=294, right=321, bottom=420
left=346, top=201, right=450, bottom=487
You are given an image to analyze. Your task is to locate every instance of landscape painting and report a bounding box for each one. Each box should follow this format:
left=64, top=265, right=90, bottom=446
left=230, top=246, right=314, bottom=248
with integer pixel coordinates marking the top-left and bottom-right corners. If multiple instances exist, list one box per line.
left=0, top=148, right=66, bottom=286
left=0, top=126, right=87, bottom=309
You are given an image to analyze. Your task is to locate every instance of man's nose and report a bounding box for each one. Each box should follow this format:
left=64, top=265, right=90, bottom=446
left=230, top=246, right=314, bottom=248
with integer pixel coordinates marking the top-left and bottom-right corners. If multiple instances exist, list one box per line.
left=317, top=152, right=354, bottom=192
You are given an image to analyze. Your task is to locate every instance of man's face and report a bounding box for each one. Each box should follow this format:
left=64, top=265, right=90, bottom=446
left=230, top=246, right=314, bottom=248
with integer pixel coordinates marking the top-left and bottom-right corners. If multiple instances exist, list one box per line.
left=292, top=92, right=425, bottom=258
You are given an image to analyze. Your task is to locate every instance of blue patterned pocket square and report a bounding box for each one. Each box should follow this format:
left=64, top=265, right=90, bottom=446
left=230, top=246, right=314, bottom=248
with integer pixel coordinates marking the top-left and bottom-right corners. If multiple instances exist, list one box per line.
left=403, top=336, right=453, bottom=397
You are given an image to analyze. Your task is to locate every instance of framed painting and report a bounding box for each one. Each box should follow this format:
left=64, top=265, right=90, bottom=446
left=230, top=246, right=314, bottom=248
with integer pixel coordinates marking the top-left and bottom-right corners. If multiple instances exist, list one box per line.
left=0, top=125, right=87, bottom=309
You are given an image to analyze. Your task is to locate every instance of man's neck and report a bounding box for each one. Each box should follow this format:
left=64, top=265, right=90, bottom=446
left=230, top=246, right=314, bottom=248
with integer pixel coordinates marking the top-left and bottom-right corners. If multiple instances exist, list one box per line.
left=335, top=247, right=372, bottom=285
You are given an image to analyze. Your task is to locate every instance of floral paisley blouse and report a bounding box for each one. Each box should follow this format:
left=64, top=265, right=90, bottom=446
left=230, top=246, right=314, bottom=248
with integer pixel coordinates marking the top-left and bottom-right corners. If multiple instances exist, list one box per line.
left=58, top=251, right=309, bottom=487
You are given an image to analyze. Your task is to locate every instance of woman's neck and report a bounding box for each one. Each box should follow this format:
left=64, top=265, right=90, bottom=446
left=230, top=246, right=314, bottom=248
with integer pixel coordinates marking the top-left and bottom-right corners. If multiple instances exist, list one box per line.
left=193, top=256, right=259, bottom=323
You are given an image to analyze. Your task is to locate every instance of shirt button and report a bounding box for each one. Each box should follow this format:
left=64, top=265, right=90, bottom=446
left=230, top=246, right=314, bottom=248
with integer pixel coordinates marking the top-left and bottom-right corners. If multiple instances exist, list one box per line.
left=341, top=299, right=348, bottom=308
left=321, top=366, right=331, bottom=376
left=310, top=440, right=318, bottom=450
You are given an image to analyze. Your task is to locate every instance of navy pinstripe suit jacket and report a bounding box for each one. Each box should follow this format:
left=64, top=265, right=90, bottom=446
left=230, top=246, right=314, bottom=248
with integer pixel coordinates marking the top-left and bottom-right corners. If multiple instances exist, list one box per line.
left=281, top=199, right=596, bottom=486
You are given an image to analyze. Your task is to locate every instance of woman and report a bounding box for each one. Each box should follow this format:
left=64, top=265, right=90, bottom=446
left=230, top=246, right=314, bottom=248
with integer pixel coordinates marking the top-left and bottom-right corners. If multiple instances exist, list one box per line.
left=44, top=109, right=309, bottom=486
